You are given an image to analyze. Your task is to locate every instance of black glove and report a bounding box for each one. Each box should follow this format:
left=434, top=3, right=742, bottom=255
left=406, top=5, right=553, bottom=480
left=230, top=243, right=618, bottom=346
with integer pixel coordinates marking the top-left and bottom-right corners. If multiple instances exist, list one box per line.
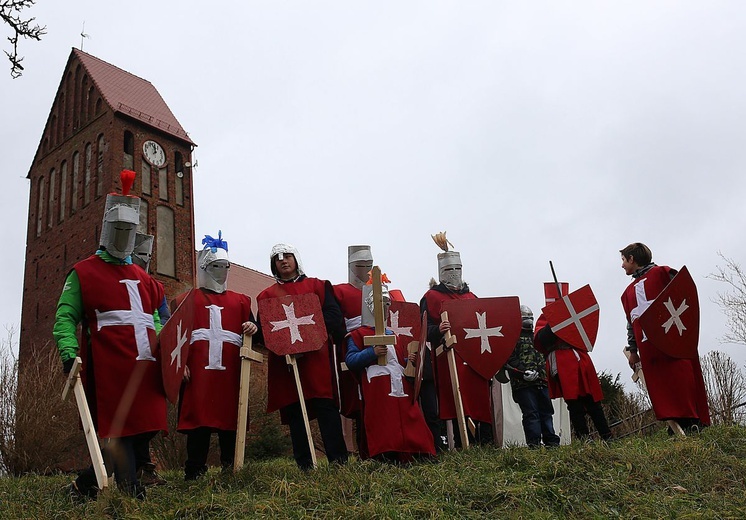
left=62, top=358, right=74, bottom=375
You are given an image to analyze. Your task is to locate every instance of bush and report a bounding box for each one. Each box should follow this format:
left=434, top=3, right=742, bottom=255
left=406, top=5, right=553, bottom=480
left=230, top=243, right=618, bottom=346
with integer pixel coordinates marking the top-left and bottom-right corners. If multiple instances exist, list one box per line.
left=0, top=334, right=84, bottom=476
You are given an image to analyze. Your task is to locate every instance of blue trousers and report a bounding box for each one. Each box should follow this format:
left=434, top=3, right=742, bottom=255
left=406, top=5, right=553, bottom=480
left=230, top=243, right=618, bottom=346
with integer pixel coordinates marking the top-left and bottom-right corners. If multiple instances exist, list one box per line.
left=511, top=386, right=561, bottom=447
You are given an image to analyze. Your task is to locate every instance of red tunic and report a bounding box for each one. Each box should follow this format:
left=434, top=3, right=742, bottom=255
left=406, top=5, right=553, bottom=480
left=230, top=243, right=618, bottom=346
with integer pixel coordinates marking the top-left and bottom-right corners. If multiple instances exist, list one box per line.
left=349, top=327, right=435, bottom=458
left=332, top=283, right=364, bottom=417
left=422, top=288, right=492, bottom=424
left=177, top=289, right=253, bottom=432
left=534, top=314, right=603, bottom=402
left=258, top=278, right=336, bottom=421
left=621, top=266, right=710, bottom=424
left=75, top=255, right=166, bottom=438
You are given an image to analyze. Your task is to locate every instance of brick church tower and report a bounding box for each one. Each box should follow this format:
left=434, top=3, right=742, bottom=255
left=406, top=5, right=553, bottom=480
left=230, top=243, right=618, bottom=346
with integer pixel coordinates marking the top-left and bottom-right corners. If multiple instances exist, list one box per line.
left=20, top=49, right=196, bottom=364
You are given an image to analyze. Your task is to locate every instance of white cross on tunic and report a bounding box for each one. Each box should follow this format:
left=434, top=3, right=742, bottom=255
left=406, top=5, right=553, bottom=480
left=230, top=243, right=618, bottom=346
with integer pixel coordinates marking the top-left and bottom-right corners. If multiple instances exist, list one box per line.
left=551, top=296, right=600, bottom=352
left=95, top=279, right=156, bottom=361
left=387, top=310, right=413, bottom=339
left=463, top=311, right=503, bottom=354
left=630, top=278, right=652, bottom=342
left=366, top=344, right=408, bottom=397
left=270, top=302, right=316, bottom=344
left=191, top=304, right=242, bottom=370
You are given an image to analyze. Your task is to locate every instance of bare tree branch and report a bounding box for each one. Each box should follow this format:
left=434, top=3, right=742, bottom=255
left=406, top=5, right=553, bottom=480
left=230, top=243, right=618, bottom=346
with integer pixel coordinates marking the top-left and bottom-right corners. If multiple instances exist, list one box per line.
left=1, top=0, right=46, bottom=79
left=708, top=252, right=746, bottom=346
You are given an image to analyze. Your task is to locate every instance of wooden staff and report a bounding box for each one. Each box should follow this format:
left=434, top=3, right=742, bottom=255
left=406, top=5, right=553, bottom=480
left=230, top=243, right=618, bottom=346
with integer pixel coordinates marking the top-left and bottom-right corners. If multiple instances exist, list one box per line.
left=440, top=310, right=469, bottom=449
left=62, top=357, right=108, bottom=490
left=403, top=340, right=419, bottom=378
left=234, top=333, right=264, bottom=472
left=286, top=354, right=317, bottom=467
left=363, top=266, right=396, bottom=366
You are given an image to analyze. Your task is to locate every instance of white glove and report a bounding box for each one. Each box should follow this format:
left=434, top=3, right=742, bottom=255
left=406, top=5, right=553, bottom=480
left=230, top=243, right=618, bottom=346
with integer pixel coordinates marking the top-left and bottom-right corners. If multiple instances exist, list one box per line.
left=523, top=370, right=539, bottom=382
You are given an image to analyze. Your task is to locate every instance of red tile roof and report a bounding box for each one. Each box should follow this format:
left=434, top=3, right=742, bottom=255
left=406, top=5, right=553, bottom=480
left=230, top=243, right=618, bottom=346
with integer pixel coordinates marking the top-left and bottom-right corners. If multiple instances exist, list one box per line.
left=74, top=49, right=194, bottom=144
left=227, top=263, right=275, bottom=315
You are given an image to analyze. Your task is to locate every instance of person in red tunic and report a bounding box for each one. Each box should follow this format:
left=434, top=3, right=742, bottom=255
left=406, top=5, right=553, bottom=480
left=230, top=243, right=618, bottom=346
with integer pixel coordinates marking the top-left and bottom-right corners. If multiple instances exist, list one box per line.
left=620, top=242, right=710, bottom=432
left=256, top=243, right=348, bottom=470
left=53, top=183, right=166, bottom=499
left=534, top=313, right=611, bottom=441
left=345, top=283, right=435, bottom=461
left=419, top=246, right=492, bottom=448
left=176, top=232, right=258, bottom=480
left=332, top=245, right=374, bottom=455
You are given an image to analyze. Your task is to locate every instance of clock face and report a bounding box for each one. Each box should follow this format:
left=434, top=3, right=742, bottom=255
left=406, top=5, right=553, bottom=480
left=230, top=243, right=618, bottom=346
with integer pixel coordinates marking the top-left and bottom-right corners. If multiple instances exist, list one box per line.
left=143, top=140, right=167, bottom=167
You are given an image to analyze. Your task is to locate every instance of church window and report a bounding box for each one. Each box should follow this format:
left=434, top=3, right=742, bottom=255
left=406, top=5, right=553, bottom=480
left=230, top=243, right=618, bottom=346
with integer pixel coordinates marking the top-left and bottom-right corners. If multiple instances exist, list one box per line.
left=142, top=159, right=151, bottom=195
left=71, top=152, right=79, bottom=213
left=139, top=198, right=149, bottom=233
left=36, top=176, right=45, bottom=237
left=59, top=161, right=67, bottom=222
left=96, top=134, right=104, bottom=198
left=84, top=143, right=92, bottom=206
left=48, top=168, right=56, bottom=228
left=123, top=131, right=134, bottom=170
left=175, top=151, right=184, bottom=206
left=156, top=205, right=176, bottom=277
left=158, top=166, right=168, bottom=201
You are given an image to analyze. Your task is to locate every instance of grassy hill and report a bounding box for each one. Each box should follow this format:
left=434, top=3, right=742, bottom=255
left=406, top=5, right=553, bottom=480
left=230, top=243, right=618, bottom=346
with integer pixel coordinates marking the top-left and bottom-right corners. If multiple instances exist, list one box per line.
left=2, top=426, right=746, bottom=519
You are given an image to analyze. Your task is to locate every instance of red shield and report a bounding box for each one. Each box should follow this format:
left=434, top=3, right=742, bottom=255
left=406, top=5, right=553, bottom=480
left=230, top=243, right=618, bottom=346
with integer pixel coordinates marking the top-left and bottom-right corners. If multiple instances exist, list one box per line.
left=258, top=293, right=328, bottom=356
left=441, top=297, right=521, bottom=381
left=543, top=282, right=569, bottom=305
left=638, top=266, right=699, bottom=359
left=160, top=290, right=195, bottom=405
left=541, top=284, right=599, bottom=352
left=387, top=301, right=421, bottom=346
left=412, top=312, right=428, bottom=404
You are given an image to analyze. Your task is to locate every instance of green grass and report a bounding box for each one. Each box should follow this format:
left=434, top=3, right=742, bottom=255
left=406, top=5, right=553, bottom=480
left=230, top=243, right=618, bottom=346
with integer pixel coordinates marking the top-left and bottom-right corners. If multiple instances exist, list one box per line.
left=3, top=426, right=746, bottom=519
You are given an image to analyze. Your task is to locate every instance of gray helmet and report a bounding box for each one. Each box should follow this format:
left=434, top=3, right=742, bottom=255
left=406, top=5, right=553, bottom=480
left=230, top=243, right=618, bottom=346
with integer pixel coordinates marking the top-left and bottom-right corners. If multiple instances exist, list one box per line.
left=348, top=245, right=373, bottom=289
left=99, top=194, right=140, bottom=260
left=520, top=305, right=534, bottom=331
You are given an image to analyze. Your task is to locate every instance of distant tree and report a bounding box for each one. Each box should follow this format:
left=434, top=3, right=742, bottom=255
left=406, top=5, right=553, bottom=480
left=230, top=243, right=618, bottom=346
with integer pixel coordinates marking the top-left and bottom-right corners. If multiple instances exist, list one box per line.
left=701, top=350, right=746, bottom=425
left=709, top=252, right=746, bottom=346
left=598, top=371, right=627, bottom=424
left=1, top=0, right=46, bottom=79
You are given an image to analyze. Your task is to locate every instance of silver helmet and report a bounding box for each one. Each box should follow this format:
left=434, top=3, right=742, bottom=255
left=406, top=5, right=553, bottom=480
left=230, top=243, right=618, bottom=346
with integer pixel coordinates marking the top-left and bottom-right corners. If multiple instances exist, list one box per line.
left=520, top=305, right=534, bottom=331
left=438, top=251, right=463, bottom=290
left=100, top=193, right=140, bottom=260
left=361, top=281, right=391, bottom=328
left=270, top=243, right=305, bottom=281
left=197, top=232, right=230, bottom=293
left=348, top=245, right=373, bottom=289
left=132, top=233, right=154, bottom=272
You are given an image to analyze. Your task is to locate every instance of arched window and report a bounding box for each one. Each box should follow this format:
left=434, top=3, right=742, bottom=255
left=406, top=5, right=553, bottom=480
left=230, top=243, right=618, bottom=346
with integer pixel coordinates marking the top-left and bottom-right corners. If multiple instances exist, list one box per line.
left=71, top=151, right=79, bottom=213
left=50, top=114, right=57, bottom=148
left=60, top=91, right=67, bottom=140
left=123, top=131, right=134, bottom=170
left=73, top=65, right=81, bottom=130
left=81, top=75, right=89, bottom=122
left=95, top=98, right=103, bottom=116
left=158, top=166, right=168, bottom=201
left=59, top=161, right=67, bottom=222
left=174, top=151, right=184, bottom=206
left=84, top=143, right=92, bottom=206
left=48, top=168, right=56, bottom=228
left=141, top=159, right=151, bottom=196
left=156, top=205, right=176, bottom=277
left=96, top=134, right=104, bottom=198
left=138, top=198, right=149, bottom=233
left=87, top=86, right=95, bottom=120
left=36, top=176, right=45, bottom=237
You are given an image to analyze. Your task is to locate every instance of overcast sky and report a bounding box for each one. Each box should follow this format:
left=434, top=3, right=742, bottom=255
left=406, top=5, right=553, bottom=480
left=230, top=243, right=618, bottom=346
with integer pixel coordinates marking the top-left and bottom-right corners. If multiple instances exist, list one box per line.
left=3, top=1, right=745, bottom=390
